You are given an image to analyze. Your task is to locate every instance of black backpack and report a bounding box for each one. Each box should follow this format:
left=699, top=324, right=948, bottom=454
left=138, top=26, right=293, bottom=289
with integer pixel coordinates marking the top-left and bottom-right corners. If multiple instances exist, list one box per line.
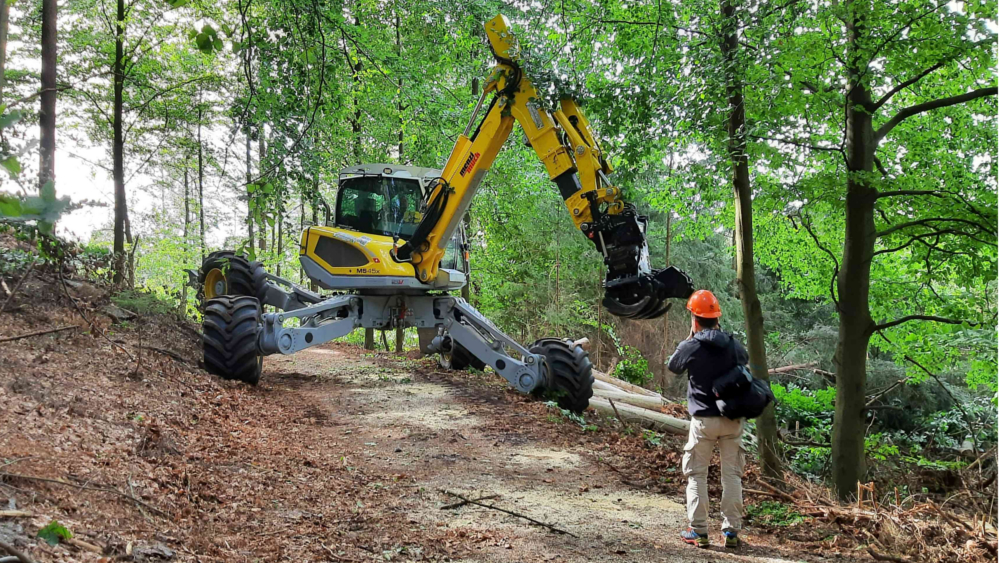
left=711, top=339, right=775, bottom=420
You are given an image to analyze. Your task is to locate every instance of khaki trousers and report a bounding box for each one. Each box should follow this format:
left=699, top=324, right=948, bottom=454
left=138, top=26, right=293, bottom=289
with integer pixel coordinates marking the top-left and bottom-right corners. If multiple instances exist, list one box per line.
left=682, top=415, right=745, bottom=534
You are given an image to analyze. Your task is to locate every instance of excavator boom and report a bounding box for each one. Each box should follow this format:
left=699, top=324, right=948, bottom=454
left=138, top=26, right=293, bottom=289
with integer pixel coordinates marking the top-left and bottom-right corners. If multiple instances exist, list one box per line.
left=394, top=15, right=693, bottom=319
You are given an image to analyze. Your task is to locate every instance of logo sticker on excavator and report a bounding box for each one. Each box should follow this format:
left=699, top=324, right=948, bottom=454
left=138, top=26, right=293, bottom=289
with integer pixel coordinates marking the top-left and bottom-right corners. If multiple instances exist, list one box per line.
left=460, top=152, right=481, bottom=176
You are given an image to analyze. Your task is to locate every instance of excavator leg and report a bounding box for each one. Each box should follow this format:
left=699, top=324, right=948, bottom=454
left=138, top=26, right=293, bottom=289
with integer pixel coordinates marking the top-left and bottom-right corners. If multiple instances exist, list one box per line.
left=250, top=293, right=594, bottom=413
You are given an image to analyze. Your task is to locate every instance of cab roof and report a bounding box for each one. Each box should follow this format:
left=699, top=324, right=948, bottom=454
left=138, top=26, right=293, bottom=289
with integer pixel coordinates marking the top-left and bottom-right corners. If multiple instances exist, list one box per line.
left=339, top=163, right=441, bottom=186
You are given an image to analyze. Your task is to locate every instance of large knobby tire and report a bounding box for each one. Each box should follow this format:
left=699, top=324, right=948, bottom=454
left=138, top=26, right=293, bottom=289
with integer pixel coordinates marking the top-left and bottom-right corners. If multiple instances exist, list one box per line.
left=202, top=296, right=263, bottom=384
left=438, top=341, right=487, bottom=371
left=199, top=251, right=267, bottom=305
left=529, top=338, right=594, bottom=414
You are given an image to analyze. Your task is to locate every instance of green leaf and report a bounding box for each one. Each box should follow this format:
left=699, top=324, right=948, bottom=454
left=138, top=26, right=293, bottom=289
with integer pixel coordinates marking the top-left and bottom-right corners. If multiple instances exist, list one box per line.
left=1, top=155, right=20, bottom=176
left=40, top=179, right=55, bottom=201
left=196, top=34, right=213, bottom=54
left=213, top=37, right=223, bottom=51
left=38, top=521, right=72, bottom=546
left=0, top=110, right=22, bottom=129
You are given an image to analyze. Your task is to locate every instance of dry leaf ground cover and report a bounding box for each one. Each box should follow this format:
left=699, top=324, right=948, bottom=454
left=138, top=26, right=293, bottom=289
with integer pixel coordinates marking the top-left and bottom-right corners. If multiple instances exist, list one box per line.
left=0, top=258, right=964, bottom=562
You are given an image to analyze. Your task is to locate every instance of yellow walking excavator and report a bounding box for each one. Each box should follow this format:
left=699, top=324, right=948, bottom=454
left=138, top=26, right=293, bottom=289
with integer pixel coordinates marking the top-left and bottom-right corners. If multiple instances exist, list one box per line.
left=194, top=15, right=693, bottom=413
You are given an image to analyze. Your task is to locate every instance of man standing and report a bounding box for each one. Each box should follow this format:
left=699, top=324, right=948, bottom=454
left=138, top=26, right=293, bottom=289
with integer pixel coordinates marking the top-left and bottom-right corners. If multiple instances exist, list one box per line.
left=668, top=289, right=747, bottom=548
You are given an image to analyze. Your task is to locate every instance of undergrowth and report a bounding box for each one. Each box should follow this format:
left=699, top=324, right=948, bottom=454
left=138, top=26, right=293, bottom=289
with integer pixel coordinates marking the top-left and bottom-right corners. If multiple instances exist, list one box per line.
left=745, top=501, right=804, bottom=527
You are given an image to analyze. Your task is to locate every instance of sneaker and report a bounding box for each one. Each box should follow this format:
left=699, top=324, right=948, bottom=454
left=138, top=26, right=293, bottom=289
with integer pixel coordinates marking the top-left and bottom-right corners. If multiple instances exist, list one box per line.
left=724, top=531, right=740, bottom=548
left=681, top=528, right=709, bottom=548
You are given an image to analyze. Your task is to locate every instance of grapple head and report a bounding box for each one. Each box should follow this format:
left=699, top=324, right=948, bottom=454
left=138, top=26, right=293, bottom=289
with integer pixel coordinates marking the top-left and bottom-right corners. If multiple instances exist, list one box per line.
left=584, top=207, right=694, bottom=320
left=603, top=266, right=694, bottom=320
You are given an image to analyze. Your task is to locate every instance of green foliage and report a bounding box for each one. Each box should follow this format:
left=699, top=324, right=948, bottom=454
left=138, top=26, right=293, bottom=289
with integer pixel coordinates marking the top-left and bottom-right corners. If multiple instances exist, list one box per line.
left=746, top=501, right=804, bottom=527
left=771, top=384, right=835, bottom=418
left=0, top=247, right=36, bottom=277
left=544, top=401, right=597, bottom=431
left=0, top=99, right=69, bottom=236
left=111, top=289, right=179, bottom=317
left=37, top=520, right=73, bottom=546
left=613, top=346, right=652, bottom=386
left=865, top=433, right=901, bottom=462
left=642, top=429, right=662, bottom=447
left=789, top=446, right=832, bottom=481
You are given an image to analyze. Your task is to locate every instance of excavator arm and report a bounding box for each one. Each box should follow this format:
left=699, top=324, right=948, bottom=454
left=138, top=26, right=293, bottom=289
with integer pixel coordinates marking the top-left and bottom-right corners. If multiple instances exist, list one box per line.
left=395, top=15, right=693, bottom=319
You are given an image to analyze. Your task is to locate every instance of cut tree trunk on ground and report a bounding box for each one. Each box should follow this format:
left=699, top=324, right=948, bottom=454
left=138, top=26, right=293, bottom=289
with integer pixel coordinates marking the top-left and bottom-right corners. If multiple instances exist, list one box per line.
left=592, top=380, right=621, bottom=393
left=770, top=362, right=817, bottom=374
left=589, top=397, right=689, bottom=435
left=593, top=371, right=663, bottom=399
left=592, top=388, right=667, bottom=411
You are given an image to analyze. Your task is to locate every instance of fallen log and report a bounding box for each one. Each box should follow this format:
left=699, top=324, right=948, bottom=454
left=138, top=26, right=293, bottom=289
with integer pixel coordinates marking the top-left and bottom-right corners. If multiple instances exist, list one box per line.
left=589, top=397, right=689, bottom=435
left=592, top=380, right=621, bottom=393
left=592, top=388, right=667, bottom=411
left=593, top=370, right=663, bottom=399
left=769, top=362, right=818, bottom=374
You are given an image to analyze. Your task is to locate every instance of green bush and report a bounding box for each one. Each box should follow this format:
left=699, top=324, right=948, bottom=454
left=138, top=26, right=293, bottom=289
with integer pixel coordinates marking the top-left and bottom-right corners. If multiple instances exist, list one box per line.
left=111, top=289, right=178, bottom=316
left=746, top=501, right=804, bottom=527
left=614, top=345, right=652, bottom=386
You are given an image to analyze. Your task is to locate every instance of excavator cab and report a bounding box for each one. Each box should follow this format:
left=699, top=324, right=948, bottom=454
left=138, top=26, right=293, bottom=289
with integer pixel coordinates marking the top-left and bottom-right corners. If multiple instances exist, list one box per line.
left=335, top=171, right=424, bottom=238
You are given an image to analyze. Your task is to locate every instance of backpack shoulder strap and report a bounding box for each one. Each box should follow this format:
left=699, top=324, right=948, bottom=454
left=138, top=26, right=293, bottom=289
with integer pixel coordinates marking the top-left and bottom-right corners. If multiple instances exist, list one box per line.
left=727, top=332, right=740, bottom=366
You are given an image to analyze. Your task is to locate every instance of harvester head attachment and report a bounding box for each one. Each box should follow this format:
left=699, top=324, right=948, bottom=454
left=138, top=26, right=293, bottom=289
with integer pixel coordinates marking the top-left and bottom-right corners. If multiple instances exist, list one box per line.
left=603, top=266, right=694, bottom=320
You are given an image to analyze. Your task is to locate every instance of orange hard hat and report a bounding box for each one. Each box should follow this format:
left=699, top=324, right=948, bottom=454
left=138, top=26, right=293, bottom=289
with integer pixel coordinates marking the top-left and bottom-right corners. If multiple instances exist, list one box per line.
left=686, top=289, right=722, bottom=318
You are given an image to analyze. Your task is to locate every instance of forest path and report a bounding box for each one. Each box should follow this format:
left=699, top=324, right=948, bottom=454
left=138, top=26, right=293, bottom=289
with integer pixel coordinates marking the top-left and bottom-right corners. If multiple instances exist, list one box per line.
left=257, top=342, right=815, bottom=562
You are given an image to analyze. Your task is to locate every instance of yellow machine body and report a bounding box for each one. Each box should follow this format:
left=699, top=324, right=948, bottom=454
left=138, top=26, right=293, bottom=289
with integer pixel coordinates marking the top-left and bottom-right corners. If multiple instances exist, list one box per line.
left=300, top=226, right=414, bottom=278
left=297, top=163, right=468, bottom=292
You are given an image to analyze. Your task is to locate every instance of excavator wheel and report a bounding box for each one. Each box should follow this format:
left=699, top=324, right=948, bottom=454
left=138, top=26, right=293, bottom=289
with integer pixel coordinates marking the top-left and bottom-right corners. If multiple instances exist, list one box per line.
left=529, top=338, right=594, bottom=414
left=202, top=296, right=263, bottom=384
left=199, top=251, right=267, bottom=305
left=438, top=341, right=487, bottom=371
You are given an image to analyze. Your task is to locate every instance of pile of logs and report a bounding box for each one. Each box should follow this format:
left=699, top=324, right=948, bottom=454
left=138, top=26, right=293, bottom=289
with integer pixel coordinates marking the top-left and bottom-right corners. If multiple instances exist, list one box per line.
left=577, top=338, right=825, bottom=436
left=589, top=370, right=690, bottom=434
left=590, top=370, right=688, bottom=434
left=569, top=338, right=691, bottom=435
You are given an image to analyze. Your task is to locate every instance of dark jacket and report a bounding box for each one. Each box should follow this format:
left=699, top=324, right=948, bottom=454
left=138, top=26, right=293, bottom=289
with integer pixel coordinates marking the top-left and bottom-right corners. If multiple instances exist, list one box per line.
left=667, top=329, right=749, bottom=417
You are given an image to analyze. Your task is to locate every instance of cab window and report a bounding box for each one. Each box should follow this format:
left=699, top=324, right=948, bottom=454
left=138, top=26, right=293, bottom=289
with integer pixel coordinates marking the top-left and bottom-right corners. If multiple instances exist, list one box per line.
left=335, top=175, right=423, bottom=238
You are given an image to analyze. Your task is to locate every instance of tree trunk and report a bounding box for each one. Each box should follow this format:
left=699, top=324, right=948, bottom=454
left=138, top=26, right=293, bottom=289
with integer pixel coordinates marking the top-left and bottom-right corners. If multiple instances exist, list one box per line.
left=721, top=0, right=780, bottom=478
left=595, top=269, right=602, bottom=370
left=276, top=198, right=283, bottom=277
left=350, top=16, right=362, bottom=164
left=246, top=127, right=254, bottom=256
left=38, top=0, right=56, bottom=189
left=180, top=155, right=190, bottom=314
left=111, top=0, right=127, bottom=284
left=395, top=12, right=403, bottom=160
left=0, top=0, right=10, bottom=105
left=831, top=0, right=878, bottom=500
left=310, top=174, right=319, bottom=292
left=299, top=183, right=305, bottom=283
left=197, top=103, right=205, bottom=260
left=555, top=245, right=560, bottom=305
left=461, top=213, right=471, bottom=302
left=364, top=328, right=374, bottom=350
left=395, top=326, right=403, bottom=353
left=257, top=128, right=266, bottom=251
left=658, top=212, right=671, bottom=388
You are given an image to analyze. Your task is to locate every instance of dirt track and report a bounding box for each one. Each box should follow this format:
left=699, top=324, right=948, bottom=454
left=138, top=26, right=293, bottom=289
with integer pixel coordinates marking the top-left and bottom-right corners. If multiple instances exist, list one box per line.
left=0, top=288, right=843, bottom=562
